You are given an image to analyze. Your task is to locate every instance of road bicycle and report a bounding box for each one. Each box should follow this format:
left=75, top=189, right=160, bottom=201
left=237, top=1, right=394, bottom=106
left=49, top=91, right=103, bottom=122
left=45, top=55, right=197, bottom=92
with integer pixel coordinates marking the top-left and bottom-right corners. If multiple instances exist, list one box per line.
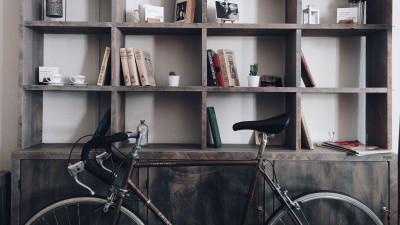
left=25, top=114, right=383, bottom=225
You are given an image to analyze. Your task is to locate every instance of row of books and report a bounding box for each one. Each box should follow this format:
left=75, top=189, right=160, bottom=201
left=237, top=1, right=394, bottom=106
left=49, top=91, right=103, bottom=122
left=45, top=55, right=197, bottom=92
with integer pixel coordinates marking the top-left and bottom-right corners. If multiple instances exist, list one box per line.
left=96, top=47, right=156, bottom=86
left=207, top=49, right=240, bottom=87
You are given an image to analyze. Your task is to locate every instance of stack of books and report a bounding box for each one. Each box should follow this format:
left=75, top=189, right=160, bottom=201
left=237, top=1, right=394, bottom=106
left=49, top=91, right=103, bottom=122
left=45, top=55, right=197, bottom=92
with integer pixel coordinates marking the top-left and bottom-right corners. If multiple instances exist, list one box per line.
left=320, top=140, right=391, bottom=156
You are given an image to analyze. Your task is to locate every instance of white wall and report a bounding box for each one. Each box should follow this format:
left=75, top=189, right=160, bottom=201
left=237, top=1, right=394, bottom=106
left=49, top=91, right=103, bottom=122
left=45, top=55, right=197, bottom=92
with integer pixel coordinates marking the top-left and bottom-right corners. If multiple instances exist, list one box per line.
left=0, top=0, right=19, bottom=171
left=0, top=0, right=399, bottom=170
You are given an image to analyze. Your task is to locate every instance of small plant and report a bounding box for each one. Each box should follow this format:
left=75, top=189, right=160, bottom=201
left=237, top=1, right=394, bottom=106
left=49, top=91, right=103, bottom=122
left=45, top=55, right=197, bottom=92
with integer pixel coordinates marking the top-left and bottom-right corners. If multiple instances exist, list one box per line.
left=249, top=63, right=259, bottom=76
left=169, top=71, right=177, bottom=76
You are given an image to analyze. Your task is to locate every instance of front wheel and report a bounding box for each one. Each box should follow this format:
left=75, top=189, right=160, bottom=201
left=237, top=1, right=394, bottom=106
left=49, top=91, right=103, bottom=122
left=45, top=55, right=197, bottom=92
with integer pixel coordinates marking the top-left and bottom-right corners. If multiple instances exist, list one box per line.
left=25, top=197, right=146, bottom=225
left=266, top=191, right=383, bottom=225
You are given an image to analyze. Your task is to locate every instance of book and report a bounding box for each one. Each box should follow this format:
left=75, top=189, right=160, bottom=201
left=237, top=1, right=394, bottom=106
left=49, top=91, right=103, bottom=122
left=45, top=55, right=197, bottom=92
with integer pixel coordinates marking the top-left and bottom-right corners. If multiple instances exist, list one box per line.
left=213, top=55, right=224, bottom=86
left=207, top=49, right=218, bottom=86
left=207, top=107, right=221, bottom=148
left=321, top=140, right=391, bottom=156
left=120, top=48, right=131, bottom=86
left=217, top=49, right=240, bottom=87
left=134, top=49, right=156, bottom=86
left=97, top=46, right=111, bottom=86
left=126, top=48, right=140, bottom=86
left=301, top=111, right=313, bottom=150
left=93, top=108, right=111, bottom=137
left=300, top=51, right=316, bottom=87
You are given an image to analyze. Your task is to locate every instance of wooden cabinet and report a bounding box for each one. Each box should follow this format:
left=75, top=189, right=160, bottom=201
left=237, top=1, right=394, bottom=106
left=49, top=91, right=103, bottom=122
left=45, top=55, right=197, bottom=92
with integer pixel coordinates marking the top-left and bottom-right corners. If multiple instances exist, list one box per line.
left=12, top=150, right=398, bottom=225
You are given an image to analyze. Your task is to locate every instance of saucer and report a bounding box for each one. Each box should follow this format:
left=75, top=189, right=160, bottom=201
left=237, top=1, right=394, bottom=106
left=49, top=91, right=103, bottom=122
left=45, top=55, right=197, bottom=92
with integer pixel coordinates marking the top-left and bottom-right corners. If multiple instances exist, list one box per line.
left=70, top=83, right=89, bottom=86
left=46, top=82, right=65, bottom=86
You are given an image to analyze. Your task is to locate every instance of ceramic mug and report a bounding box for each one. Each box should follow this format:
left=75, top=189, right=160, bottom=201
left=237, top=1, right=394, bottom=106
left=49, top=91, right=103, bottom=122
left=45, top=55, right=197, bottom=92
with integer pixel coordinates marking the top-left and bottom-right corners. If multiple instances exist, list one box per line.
left=70, top=75, right=86, bottom=84
left=138, top=4, right=151, bottom=22
left=45, top=74, right=62, bottom=83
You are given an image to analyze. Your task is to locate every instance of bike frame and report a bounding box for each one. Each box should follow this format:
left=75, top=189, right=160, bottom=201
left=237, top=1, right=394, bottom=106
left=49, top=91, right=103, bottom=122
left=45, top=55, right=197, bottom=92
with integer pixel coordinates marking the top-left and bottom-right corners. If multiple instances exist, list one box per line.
left=110, top=134, right=304, bottom=225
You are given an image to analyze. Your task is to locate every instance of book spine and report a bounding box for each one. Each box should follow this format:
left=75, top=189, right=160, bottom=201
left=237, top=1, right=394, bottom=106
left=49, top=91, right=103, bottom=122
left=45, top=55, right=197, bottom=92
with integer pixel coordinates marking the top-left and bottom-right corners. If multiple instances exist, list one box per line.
left=143, top=50, right=156, bottom=86
left=126, top=47, right=140, bottom=86
left=217, top=49, right=230, bottom=87
left=97, top=47, right=111, bottom=86
left=225, top=49, right=240, bottom=86
left=207, top=49, right=218, bottom=86
left=213, top=55, right=224, bottom=86
left=301, top=51, right=316, bottom=87
left=207, top=107, right=222, bottom=148
left=134, top=49, right=150, bottom=86
left=120, top=48, right=132, bottom=86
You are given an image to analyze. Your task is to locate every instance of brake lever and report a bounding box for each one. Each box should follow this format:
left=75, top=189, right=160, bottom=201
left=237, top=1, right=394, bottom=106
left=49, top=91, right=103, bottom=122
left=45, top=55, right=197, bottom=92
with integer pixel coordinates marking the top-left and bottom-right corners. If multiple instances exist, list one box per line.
left=68, top=161, right=95, bottom=195
left=96, top=152, right=117, bottom=177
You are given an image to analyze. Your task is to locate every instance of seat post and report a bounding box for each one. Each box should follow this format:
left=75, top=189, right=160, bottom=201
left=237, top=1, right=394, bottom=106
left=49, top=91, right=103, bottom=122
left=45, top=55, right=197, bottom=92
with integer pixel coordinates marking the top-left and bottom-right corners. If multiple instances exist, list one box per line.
left=258, top=133, right=274, bottom=159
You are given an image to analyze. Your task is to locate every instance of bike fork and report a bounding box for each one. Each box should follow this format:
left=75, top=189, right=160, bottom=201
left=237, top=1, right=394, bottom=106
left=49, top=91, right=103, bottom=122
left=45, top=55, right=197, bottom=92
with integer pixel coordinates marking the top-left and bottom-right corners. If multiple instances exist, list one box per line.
left=259, top=165, right=304, bottom=225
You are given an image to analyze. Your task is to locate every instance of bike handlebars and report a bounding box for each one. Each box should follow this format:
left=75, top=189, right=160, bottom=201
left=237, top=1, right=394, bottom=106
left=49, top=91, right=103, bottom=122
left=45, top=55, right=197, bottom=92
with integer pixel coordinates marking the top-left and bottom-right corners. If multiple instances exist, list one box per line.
left=70, top=132, right=138, bottom=194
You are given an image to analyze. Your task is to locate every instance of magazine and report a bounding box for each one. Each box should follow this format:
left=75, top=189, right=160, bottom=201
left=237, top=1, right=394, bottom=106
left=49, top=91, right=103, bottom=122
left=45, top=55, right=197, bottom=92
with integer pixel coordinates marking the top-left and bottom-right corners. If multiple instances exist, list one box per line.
left=321, top=140, right=391, bottom=156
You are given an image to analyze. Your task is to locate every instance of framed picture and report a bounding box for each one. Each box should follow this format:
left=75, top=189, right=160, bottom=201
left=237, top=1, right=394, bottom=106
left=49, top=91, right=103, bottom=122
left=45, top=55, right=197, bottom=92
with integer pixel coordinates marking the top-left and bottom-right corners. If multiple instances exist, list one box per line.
left=260, top=75, right=285, bottom=87
left=215, top=1, right=239, bottom=20
left=174, top=0, right=195, bottom=23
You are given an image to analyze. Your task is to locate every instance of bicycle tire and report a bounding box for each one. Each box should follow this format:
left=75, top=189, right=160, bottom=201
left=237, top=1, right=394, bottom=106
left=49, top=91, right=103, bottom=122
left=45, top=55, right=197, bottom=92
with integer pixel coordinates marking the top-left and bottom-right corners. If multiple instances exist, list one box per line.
left=25, top=197, right=146, bottom=225
left=265, top=191, right=383, bottom=225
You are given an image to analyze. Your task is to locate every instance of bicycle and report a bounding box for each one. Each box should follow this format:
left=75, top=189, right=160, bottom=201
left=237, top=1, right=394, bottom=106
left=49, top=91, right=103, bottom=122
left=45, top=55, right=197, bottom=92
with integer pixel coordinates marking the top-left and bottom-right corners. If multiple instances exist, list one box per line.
left=25, top=114, right=383, bottom=225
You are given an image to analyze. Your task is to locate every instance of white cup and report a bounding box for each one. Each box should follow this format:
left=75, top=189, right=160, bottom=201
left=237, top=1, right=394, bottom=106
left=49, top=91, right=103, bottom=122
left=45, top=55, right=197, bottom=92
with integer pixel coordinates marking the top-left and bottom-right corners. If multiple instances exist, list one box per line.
left=45, top=74, right=62, bottom=83
left=138, top=4, right=151, bottom=22
left=70, top=75, right=86, bottom=84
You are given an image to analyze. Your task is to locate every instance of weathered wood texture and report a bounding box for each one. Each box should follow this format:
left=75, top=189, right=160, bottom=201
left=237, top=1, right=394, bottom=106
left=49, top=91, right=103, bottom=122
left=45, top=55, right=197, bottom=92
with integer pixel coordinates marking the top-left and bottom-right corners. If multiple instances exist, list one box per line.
left=269, top=161, right=393, bottom=224
left=147, top=166, right=263, bottom=225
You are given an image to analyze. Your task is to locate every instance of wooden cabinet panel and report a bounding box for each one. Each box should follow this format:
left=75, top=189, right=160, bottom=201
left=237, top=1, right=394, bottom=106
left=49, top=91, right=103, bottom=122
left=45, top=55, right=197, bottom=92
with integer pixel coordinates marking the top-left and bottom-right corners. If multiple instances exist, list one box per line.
left=147, top=166, right=264, bottom=225
left=267, top=161, right=390, bottom=224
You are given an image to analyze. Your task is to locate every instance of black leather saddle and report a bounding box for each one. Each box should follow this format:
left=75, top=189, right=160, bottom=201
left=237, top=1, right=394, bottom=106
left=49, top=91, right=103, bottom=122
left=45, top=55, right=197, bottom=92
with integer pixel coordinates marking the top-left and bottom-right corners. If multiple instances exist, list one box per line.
left=232, top=113, right=289, bottom=135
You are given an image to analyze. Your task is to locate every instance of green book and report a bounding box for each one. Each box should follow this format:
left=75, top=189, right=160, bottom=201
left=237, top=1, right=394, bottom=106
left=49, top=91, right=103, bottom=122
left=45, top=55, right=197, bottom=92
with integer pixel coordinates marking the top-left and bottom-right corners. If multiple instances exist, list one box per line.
left=93, top=108, right=111, bottom=137
left=207, top=107, right=221, bottom=148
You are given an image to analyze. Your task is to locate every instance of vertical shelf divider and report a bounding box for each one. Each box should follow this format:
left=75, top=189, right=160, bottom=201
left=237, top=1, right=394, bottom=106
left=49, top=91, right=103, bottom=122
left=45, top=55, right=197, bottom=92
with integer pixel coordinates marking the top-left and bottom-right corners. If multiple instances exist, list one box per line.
left=286, top=0, right=301, bottom=24
left=202, top=0, right=207, bottom=23
left=201, top=26, right=208, bottom=150
left=201, top=91, right=207, bottom=150
left=113, top=0, right=126, bottom=23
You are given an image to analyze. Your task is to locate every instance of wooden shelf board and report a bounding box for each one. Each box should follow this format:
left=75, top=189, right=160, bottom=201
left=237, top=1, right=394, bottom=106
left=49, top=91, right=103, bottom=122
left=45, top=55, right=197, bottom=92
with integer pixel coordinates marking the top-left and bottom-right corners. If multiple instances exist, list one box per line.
left=301, top=24, right=388, bottom=36
left=114, top=86, right=204, bottom=92
left=206, top=87, right=298, bottom=93
left=117, top=23, right=202, bottom=35
left=24, top=21, right=112, bottom=34
left=206, top=23, right=297, bottom=36
left=299, top=87, right=388, bottom=93
left=13, top=144, right=396, bottom=162
left=23, top=84, right=113, bottom=91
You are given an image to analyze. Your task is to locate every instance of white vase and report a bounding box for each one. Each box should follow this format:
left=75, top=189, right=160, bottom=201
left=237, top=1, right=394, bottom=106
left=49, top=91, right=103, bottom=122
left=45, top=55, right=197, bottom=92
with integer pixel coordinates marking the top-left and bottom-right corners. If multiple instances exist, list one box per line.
left=248, top=76, right=260, bottom=87
left=168, top=76, right=180, bottom=86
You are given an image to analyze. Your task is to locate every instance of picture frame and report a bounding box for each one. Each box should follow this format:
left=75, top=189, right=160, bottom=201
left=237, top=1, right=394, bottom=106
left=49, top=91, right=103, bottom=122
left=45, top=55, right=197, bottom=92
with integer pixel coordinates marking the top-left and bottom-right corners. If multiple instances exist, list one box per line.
left=215, top=1, right=239, bottom=21
left=174, top=0, right=195, bottom=23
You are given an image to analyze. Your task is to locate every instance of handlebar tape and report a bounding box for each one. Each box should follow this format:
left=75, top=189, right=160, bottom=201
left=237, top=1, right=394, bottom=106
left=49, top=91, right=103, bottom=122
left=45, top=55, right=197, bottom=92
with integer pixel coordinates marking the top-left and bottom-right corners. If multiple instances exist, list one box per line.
left=81, top=132, right=128, bottom=185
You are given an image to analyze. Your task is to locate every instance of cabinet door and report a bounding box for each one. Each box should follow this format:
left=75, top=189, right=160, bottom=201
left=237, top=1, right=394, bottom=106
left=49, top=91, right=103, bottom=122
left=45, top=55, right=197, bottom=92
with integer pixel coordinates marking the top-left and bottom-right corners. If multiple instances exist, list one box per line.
left=265, top=161, right=389, bottom=224
left=147, top=166, right=264, bottom=225
left=19, top=159, right=123, bottom=224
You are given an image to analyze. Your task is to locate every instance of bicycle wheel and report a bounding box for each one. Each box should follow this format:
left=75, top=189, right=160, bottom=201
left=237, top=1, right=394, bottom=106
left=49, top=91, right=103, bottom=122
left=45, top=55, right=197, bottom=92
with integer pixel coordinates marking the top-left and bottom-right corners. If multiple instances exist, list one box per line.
left=266, top=191, right=383, bottom=225
left=25, top=197, right=146, bottom=225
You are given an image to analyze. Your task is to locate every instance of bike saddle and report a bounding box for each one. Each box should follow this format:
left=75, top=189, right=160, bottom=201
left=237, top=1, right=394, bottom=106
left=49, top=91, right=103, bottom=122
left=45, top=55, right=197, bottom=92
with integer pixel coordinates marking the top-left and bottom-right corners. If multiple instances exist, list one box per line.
left=232, top=113, right=289, bottom=135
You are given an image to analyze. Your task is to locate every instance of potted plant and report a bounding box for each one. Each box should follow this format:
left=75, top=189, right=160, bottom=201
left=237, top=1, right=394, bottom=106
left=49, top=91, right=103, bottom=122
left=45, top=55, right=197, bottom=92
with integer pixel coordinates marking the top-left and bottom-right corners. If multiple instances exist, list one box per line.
left=248, top=63, right=260, bottom=87
left=168, top=71, right=180, bottom=86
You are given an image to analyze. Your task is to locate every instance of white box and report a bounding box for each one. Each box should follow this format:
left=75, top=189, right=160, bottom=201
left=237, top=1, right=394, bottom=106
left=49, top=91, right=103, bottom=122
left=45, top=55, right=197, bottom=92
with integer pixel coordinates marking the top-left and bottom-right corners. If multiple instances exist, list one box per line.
left=145, top=5, right=164, bottom=22
left=39, top=66, right=59, bottom=83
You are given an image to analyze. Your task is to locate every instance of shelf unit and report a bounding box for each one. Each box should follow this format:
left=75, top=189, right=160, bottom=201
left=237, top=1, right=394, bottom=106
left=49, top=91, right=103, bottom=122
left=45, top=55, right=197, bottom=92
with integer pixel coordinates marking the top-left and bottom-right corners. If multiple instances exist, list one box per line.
left=19, top=0, right=392, bottom=152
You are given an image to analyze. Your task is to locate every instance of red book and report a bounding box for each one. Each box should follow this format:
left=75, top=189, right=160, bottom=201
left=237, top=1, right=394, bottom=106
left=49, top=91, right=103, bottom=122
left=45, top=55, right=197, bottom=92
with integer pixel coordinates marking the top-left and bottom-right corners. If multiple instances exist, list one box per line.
left=213, top=55, right=224, bottom=86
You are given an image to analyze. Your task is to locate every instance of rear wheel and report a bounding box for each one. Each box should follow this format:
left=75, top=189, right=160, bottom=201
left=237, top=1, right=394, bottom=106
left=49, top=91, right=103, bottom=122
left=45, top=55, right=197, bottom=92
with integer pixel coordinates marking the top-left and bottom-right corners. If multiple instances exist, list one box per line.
left=266, top=191, right=383, bottom=225
left=25, top=197, right=146, bottom=225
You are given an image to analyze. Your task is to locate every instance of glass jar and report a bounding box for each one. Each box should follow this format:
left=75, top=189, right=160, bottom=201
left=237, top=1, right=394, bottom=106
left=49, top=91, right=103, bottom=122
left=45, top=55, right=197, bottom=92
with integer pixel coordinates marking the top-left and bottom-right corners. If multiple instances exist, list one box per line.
left=348, top=0, right=361, bottom=24
left=137, top=120, right=148, bottom=147
left=46, top=0, right=63, bottom=18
